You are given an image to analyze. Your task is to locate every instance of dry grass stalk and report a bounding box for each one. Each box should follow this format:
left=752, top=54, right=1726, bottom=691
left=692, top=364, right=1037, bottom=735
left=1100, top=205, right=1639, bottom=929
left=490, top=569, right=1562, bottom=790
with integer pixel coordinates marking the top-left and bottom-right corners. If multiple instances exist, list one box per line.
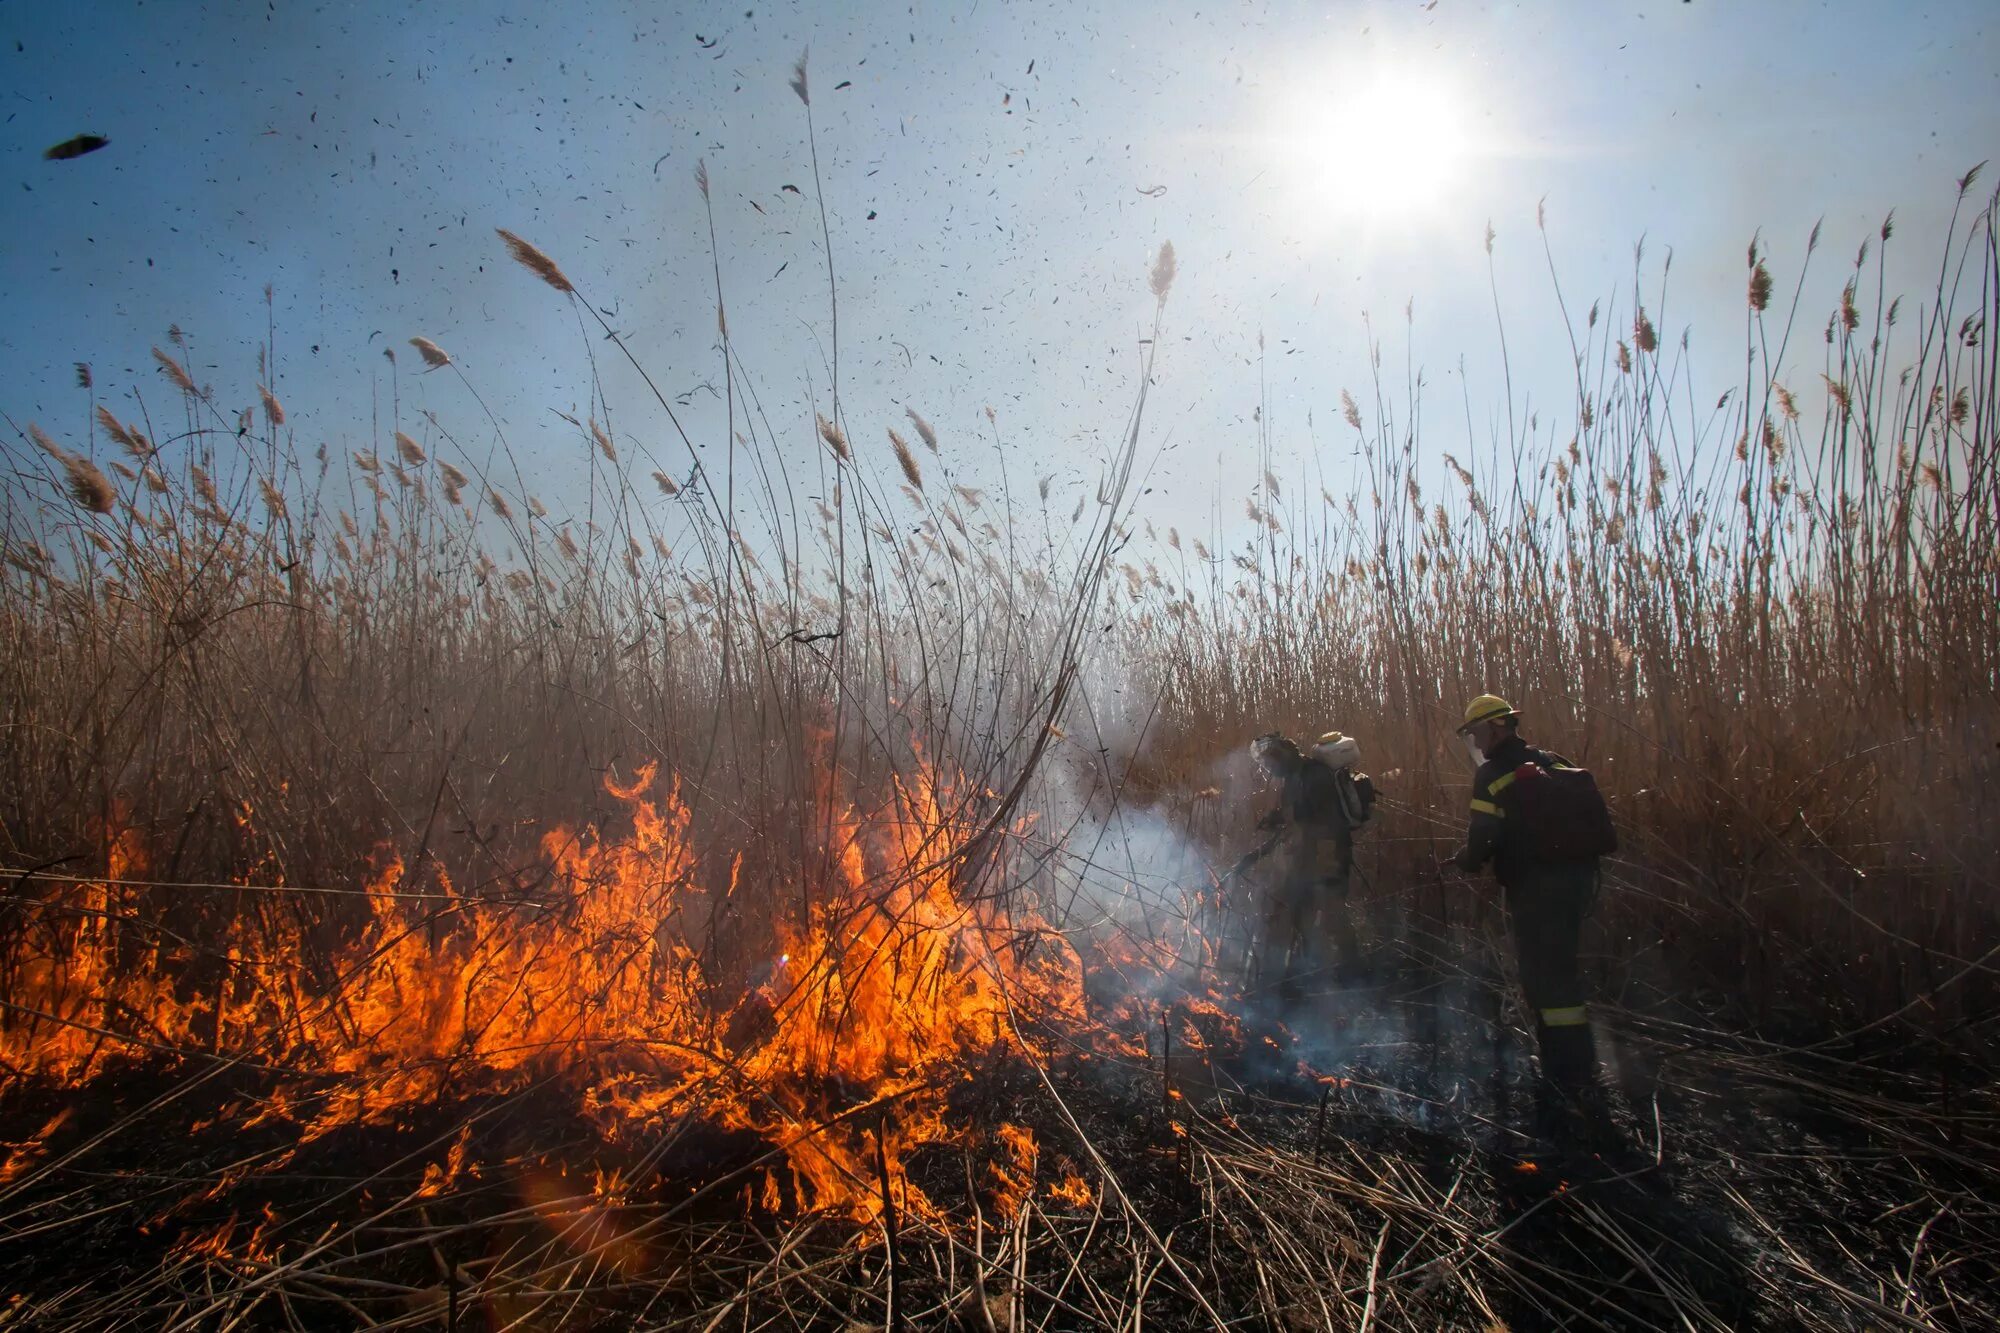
left=495, top=229, right=576, bottom=295
left=63, top=453, right=117, bottom=514
left=0, top=197, right=1994, bottom=1328
left=409, top=337, right=452, bottom=369
left=818, top=413, right=850, bottom=463
left=592, top=419, right=617, bottom=463
left=152, top=346, right=197, bottom=394
left=888, top=428, right=922, bottom=490
left=905, top=406, right=938, bottom=452
left=28, top=423, right=65, bottom=461
left=94, top=407, right=151, bottom=459
left=1634, top=310, right=1659, bottom=354
left=394, top=432, right=426, bottom=466
left=1149, top=240, right=1178, bottom=302
left=653, top=470, right=681, bottom=496
left=259, top=384, right=286, bottom=427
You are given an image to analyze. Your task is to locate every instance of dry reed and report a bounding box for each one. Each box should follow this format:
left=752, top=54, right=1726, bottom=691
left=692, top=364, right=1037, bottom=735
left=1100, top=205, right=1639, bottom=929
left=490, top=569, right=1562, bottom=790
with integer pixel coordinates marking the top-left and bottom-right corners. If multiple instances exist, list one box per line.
left=409, top=337, right=452, bottom=369
left=888, top=427, right=923, bottom=489
left=2, top=171, right=1996, bottom=1333
left=496, top=228, right=576, bottom=296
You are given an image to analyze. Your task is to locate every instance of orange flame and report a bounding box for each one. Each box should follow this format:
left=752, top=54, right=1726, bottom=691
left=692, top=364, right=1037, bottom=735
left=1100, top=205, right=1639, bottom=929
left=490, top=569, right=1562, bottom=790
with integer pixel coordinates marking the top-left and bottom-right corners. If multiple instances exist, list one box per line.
left=5, top=757, right=1092, bottom=1222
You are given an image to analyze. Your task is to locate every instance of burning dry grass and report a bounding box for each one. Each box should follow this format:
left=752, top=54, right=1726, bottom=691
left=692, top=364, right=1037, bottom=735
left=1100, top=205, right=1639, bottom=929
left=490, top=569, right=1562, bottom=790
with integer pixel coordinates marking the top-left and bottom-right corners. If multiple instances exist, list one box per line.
left=1, top=179, right=1997, bottom=1327
left=1, top=760, right=1092, bottom=1230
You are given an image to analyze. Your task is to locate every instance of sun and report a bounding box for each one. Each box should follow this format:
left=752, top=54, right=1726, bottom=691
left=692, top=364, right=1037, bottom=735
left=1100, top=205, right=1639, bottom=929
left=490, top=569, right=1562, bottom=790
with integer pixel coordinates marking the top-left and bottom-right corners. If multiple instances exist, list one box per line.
left=1264, top=61, right=1482, bottom=229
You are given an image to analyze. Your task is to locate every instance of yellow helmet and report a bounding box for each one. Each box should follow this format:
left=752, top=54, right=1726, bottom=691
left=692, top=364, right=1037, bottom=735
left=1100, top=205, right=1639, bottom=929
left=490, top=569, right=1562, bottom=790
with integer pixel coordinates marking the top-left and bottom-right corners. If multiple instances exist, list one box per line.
left=1457, top=693, right=1517, bottom=733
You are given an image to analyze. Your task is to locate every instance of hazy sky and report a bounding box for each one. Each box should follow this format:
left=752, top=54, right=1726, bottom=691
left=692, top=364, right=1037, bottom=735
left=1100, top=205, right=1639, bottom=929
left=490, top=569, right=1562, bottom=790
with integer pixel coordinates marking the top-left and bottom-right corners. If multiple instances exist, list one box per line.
left=3, top=1, right=1994, bottom=547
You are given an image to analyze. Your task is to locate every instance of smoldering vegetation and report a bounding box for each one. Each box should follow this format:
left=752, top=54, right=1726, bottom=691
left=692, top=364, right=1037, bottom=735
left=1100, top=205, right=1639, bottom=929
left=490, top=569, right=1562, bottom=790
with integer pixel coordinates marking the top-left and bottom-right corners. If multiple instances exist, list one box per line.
left=1, top=158, right=1997, bottom=1329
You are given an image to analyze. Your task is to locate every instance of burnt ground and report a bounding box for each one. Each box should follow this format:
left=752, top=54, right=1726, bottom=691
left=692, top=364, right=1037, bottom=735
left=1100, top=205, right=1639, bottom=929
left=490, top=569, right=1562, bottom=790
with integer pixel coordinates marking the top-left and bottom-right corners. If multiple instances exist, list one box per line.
left=1, top=954, right=1995, bottom=1331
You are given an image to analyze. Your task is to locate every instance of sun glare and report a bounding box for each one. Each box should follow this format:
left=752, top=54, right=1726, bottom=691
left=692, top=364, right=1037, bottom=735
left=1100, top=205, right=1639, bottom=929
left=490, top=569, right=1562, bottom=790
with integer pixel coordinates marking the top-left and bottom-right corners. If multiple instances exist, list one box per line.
left=1267, top=62, right=1481, bottom=229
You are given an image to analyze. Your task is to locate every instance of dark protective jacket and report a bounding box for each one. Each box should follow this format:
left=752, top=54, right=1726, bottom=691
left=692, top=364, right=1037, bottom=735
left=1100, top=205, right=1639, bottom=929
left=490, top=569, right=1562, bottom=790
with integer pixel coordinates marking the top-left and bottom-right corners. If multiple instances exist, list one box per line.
left=1261, top=756, right=1359, bottom=881
left=1269, top=758, right=1366, bottom=839
left=1456, top=733, right=1582, bottom=887
left=1282, top=758, right=1345, bottom=829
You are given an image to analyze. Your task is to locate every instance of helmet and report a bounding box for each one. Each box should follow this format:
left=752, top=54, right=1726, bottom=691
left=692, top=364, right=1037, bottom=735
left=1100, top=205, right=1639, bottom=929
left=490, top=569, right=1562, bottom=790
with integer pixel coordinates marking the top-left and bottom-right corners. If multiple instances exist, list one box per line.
left=1457, top=694, right=1517, bottom=734
left=1251, top=732, right=1300, bottom=769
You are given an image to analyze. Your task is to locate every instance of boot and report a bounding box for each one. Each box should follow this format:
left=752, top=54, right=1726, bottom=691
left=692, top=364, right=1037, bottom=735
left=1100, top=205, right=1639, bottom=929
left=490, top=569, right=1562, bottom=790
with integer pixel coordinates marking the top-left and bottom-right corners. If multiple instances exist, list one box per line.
left=1538, top=1021, right=1598, bottom=1089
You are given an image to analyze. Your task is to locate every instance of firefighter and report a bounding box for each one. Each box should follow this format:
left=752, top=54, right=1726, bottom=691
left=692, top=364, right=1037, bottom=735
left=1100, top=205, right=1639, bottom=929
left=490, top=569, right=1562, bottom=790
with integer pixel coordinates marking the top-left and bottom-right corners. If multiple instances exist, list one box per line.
left=1248, top=732, right=1366, bottom=1002
left=1451, top=694, right=1601, bottom=1087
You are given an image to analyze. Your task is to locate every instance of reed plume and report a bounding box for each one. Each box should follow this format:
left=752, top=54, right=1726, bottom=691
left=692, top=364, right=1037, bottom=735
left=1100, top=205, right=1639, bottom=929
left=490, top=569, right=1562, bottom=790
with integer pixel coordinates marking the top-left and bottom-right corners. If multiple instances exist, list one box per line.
left=1149, top=240, right=1178, bottom=302
left=94, top=407, right=151, bottom=459
left=496, top=229, right=576, bottom=295
left=63, top=452, right=117, bottom=514
left=28, top=423, right=65, bottom=461
left=905, top=406, right=938, bottom=452
left=888, top=428, right=922, bottom=489
left=152, top=347, right=197, bottom=394
left=818, top=413, right=850, bottom=463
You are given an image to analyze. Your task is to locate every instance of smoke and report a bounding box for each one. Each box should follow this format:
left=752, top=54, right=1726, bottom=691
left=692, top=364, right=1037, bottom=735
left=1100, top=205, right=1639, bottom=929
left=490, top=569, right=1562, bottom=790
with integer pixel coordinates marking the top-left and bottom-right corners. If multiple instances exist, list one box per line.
left=1023, top=678, right=1541, bottom=1122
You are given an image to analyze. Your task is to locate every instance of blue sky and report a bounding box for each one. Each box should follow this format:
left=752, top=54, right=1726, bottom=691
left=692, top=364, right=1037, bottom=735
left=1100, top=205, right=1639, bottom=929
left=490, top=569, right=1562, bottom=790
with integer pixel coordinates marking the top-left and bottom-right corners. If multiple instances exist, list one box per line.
left=3, top=0, right=1994, bottom=549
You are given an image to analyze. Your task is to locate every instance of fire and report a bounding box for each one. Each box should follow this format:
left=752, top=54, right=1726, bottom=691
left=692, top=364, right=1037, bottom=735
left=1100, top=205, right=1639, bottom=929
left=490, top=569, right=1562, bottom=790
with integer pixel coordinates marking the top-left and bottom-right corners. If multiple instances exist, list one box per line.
left=3, top=754, right=1095, bottom=1222
left=415, top=1125, right=476, bottom=1198
left=0, top=820, right=201, bottom=1083
left=1047, top=1171, right=1094, bottom=1209
left=173, top=1206, right=280, bottom=1271
left=0, top=1108, right=72, bottom=1185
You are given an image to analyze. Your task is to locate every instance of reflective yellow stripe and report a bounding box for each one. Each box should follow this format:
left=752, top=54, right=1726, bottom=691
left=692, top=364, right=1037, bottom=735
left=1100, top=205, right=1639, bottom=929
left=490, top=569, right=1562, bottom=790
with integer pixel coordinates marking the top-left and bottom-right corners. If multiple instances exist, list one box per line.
left=1488, top=771, right=1516, bottom=795
left=1541, top=1005, right=1589, bottom=1028
left=1469, top=799, right=1503, bottom=817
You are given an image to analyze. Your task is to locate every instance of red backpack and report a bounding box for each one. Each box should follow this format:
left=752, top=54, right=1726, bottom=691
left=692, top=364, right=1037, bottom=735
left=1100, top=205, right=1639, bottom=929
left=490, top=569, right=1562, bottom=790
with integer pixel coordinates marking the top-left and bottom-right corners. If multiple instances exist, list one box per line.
left=1505, top=761, right=1617, bottom=862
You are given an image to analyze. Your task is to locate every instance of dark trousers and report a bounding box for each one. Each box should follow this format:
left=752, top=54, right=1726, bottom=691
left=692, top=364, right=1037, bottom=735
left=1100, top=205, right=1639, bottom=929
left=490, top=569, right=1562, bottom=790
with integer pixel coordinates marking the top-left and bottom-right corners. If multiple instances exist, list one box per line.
left=1258, top=834, right=1358, bottom=1001
left=1504, top=863, right=1597, bottom=1082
